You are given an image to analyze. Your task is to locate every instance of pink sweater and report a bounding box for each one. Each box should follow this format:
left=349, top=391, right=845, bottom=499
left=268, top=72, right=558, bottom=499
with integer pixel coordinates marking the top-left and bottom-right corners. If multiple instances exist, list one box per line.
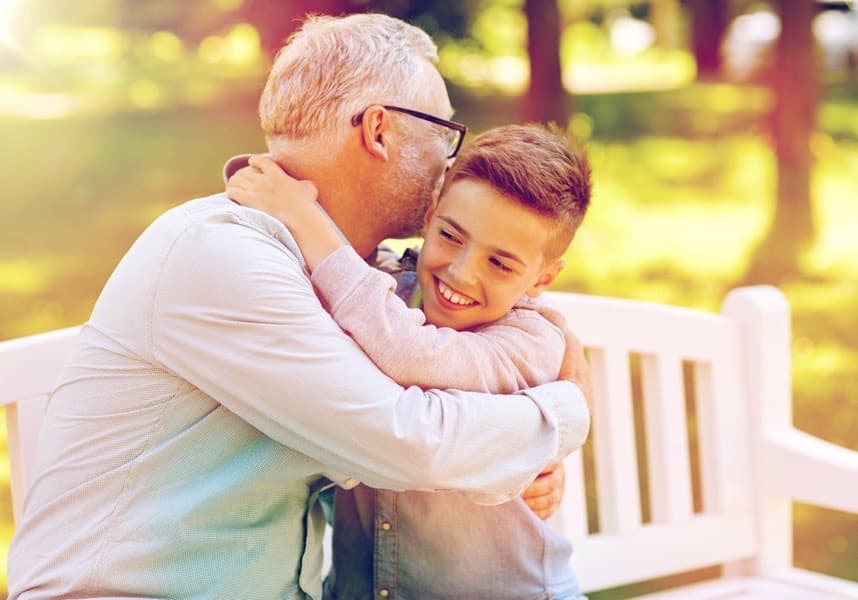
left=311, top=246, right=566, bottom=394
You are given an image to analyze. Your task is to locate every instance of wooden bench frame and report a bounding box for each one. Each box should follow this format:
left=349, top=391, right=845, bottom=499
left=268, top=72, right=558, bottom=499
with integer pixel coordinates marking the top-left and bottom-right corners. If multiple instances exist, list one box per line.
left=2, top=286, right=856, bottom=597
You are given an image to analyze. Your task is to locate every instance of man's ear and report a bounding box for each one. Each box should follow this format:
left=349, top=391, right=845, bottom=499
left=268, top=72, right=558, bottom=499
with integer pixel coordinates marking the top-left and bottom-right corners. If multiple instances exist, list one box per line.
left=360, top=106, right=390, bottom=161
left=525, top=259, right=565, bottom=298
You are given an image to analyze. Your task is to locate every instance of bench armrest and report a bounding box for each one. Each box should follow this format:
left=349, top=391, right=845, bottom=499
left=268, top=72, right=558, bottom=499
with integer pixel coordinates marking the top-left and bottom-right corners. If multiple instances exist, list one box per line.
left=761, top=427, right=858, bottom=514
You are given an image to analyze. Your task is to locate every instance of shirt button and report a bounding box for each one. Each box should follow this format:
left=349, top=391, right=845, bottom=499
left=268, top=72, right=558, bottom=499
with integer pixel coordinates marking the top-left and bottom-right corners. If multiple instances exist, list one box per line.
left=381, top=521, right=391, bottom=531
left=378, top=588, right=390, bottom=598
left=344, top=477, right=358, bottom=487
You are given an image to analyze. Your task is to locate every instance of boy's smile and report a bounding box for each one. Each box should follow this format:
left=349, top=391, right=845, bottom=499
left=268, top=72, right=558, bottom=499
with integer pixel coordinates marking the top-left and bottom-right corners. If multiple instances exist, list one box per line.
left=416, top=178, right=564, bottom=331
left=435, top=278, right=477, bottom=307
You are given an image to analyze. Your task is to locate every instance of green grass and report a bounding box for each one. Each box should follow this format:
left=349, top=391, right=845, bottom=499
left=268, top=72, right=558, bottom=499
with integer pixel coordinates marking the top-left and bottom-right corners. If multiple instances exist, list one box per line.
left=1, top=93, right=856, bottom=595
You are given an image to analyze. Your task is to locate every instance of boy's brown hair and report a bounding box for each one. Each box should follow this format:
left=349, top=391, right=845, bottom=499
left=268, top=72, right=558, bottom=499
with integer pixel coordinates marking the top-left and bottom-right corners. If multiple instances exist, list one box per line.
left=441, top=123, right=591, bottom=260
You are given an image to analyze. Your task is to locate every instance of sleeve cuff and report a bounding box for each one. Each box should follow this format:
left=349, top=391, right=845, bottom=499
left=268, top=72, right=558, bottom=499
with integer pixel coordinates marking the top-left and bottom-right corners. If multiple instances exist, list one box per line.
left=523, top=380, right=590, bottom=462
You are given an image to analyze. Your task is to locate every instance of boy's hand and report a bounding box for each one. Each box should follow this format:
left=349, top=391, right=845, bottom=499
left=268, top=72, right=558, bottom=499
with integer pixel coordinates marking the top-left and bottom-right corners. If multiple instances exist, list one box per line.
left=558, top=327, right=592, bottom=413
left=522, top=326, right=590, bottom=520
left=521, top=461, right=565, bottom=520
left=226, top=154, right=344, bottom=271
left=226, top=154, right=319, bottom=222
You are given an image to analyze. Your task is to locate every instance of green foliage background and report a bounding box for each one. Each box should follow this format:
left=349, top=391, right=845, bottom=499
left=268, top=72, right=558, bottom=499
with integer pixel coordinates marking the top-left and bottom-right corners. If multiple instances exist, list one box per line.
left=0, top=1, right=856, bottom=596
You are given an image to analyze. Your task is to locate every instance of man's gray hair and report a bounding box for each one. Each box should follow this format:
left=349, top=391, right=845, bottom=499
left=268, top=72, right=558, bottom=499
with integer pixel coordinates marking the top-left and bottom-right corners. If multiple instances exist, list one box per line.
left=259, top=13, right=439, bottom=146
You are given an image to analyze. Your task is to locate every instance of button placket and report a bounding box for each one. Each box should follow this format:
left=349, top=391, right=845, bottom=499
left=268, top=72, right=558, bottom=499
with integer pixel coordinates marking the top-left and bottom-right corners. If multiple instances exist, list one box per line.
left=374, top=489, right=398, bottom=598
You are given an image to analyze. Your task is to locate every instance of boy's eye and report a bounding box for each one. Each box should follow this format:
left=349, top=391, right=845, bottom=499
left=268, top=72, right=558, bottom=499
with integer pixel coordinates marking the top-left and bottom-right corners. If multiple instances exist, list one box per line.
left=439, top=229, right=461, bottom=244
left=490, top=257, right=514, bottom=273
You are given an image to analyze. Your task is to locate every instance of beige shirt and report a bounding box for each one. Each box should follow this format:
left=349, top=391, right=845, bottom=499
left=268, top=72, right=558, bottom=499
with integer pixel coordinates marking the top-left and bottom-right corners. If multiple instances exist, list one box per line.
left=8, top=194, right=588, bottom=599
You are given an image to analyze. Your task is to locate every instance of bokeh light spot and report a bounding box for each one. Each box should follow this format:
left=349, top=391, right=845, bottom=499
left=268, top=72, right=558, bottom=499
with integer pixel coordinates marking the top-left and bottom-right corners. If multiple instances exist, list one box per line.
left=490, top=55, right=527, bottom=93
left=34, top=25, right=123, bottom=64
left=216, top=0, right=243, bottom=11
left=128, top=79, right=163, bottom=109
left=148, top=30, right=183, bottom=63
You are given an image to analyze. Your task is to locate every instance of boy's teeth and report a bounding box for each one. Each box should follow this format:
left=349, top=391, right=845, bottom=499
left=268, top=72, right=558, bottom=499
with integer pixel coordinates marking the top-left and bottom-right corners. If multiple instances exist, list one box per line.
left=438, top=281, right=474, bottom=306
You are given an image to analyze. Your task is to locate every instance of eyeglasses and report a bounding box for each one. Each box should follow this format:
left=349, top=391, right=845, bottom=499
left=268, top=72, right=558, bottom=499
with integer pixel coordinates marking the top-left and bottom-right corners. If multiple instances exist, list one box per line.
left=351, top=105, right=467, bottom=159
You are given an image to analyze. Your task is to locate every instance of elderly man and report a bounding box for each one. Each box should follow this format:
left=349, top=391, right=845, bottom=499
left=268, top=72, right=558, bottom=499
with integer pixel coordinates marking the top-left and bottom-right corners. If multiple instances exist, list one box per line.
left=8, top=13, right=589, bottom=599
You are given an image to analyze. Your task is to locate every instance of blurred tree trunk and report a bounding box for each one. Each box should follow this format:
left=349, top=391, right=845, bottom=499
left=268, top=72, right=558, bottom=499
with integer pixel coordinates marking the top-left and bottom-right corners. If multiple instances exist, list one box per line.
left=240, top=0, right=355, bottom=59
left=744, top=0, right=817, bottom=283
left=523, top=0, right=569, bottom=124
left=689, top=0, right=727, bottom=78
left=651, top=0, right=681, bottom=50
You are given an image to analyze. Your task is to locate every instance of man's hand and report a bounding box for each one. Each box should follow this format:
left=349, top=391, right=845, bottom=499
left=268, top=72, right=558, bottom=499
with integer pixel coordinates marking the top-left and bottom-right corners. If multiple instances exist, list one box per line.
left=558, top=326, right=592, bottom=413
left=521, top=461, right=565, bottom=520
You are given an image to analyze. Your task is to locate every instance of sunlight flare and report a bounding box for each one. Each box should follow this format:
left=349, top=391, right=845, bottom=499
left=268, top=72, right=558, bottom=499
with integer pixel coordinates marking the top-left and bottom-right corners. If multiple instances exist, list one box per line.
left=0, top=0, right=19, bottom=50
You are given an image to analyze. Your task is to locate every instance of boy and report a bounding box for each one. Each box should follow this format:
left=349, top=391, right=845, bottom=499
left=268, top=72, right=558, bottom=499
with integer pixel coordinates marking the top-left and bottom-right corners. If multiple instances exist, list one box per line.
left=227, top=124, right=591, bottom=599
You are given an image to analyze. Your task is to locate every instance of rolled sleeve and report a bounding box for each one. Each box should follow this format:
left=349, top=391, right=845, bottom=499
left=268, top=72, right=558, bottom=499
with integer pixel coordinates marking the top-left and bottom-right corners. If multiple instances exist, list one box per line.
left=522, top=380, right=590, bottom=462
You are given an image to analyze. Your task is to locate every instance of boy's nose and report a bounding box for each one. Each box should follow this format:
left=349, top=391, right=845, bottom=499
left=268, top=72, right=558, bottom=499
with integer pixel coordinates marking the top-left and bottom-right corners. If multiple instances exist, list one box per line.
left=448, top=255, right=479, bottom=287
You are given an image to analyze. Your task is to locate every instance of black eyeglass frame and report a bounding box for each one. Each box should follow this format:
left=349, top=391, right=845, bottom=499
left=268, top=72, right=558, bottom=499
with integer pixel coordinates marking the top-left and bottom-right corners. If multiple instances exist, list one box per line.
left=351, top=105, right=467, bottom=159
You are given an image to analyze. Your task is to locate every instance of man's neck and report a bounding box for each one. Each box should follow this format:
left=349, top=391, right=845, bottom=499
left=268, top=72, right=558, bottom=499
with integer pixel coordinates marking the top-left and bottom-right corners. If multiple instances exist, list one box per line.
left=269, top=147, right=380, bottom=259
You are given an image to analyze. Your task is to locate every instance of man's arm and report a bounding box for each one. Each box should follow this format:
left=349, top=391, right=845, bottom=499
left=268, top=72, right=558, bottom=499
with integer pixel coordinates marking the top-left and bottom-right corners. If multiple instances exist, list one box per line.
left=151, top=215, right=588, bottom=500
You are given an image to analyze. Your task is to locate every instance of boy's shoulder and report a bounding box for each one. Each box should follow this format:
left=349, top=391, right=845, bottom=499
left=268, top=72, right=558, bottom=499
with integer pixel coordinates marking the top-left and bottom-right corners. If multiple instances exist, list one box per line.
left=372, top=244, right=419, bottom=273
left=501, top=295, right=568, bottom=336
left=371, top=244, right=421, bottom=305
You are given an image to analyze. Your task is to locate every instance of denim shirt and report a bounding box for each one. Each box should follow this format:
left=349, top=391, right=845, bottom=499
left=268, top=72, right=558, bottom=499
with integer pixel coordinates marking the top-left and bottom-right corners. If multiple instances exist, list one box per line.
left=324, top=250, right=584, bottom=600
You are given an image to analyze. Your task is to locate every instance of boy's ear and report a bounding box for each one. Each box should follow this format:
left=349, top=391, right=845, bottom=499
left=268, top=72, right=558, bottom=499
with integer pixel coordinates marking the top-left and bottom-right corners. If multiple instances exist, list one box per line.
left=525, top=259, right=565, bottom=298
left=360, top=106, right=390, bottom=161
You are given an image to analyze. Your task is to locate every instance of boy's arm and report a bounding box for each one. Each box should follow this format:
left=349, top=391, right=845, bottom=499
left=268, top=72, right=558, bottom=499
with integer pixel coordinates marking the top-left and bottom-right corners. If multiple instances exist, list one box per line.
left=312, top=246, right=566, bottom=394
left=227, top=158, right=565, bottom=394
left=226, top=155, right=345, bottom=271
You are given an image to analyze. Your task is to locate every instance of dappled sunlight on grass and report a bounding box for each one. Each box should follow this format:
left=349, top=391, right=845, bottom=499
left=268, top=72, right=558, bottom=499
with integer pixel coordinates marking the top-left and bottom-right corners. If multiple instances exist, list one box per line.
left=569, top=198, right=765, bottom=284
left=794, top=341, right=856, bottom=385
left=561, top=21, right=695, bottom=93
left=819, top=101, right=858, bottom=138
left=807, top=151, right=858, bottom=277
left=794, top=504, right=858, bottom=582
left=33, top=25, right=124, bottom=64
left=438, top=11, right=695, bottom=96
left=0, top=258, right=54, bottom=295
left=198, top=23, right=261, bottom=66
left=555, top=137, right=773, bottom=305
left=564, top=58, right=695, bottom=94
left=0, top=22, right=266, bottom=119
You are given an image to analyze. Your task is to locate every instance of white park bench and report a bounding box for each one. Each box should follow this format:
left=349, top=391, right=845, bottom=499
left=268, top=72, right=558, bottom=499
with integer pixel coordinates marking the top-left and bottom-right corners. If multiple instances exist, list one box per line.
left=2, top=285, right=856, bottom=598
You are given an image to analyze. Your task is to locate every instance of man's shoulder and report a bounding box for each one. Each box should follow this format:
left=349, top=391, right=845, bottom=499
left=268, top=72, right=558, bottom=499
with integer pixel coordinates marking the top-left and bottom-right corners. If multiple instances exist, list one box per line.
left=153, top=193, right=303, bottom=258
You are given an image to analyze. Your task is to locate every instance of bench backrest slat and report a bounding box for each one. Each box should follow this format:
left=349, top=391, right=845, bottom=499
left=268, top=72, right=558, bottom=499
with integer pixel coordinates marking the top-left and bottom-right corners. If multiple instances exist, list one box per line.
left=1, top=326, right=81, bottom=522
left=545, top=290, right=760, bottom=590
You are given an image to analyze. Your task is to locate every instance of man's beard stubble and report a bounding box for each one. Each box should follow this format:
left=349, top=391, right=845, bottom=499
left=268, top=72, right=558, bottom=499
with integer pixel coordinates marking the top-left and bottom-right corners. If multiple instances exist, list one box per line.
left=383, top=138, right=442, bottom=240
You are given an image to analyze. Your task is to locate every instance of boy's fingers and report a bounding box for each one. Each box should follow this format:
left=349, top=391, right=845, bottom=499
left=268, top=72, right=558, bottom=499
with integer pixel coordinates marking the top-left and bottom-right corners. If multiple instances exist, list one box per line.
left=522, top=489, right=562, bottom=519
left=226, top=185, right=247, bottom=204
left=227, top=167, right=255, bottom=186
left=525, top=490, right=560, bottom=510
left=248, top=154, right=278, bottom=173
left=521, top=480, right=550, bottom=499
left=558, top=328, right=592, bottom=411
left=521, top=460, right=564, bottom=520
